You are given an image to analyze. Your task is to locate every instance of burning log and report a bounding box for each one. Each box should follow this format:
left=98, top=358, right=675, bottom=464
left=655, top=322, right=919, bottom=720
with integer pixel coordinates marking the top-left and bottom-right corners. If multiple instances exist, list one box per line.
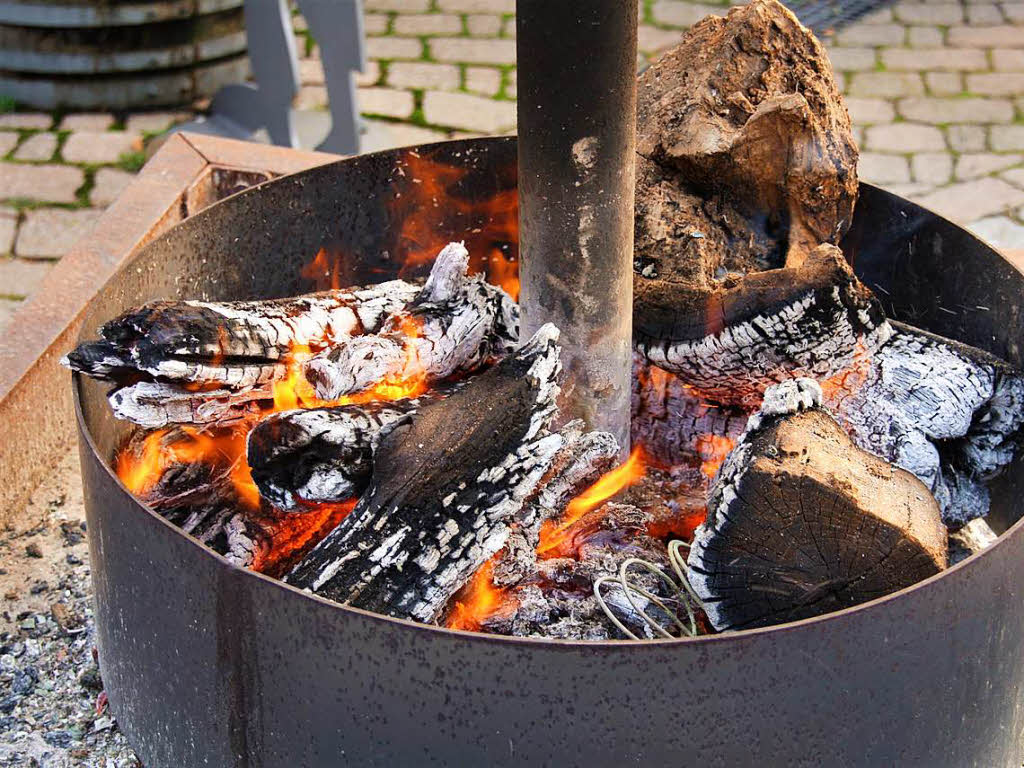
left=633, top=0, right=871, bottom=403
left=304, top=241, right=518, bottom=400
left=631, top=352, right=747, bottom=468
left=635, top=243, right=889, bottom=406
left=825, top=323, right=1024, bottom=526
left=687, top=379, right=948, bottom=632
left=247, top=389, right=452, bottom=510
left=118, top=426, right=356, bottom=574
left=63, top=279, right=420, bottom=427
left=286, top=325, right=584, bottom=623
left=117, top=427, right=269, bottom=567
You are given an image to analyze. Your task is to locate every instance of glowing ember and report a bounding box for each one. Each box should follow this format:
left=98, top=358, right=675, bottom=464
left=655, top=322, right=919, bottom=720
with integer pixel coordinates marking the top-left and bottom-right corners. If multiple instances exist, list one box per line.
left=537, top=446, right=647, bottom=558
left=446, top=559, right=506, bottom=631
left=696, top=434, right=736, bottom=480
left=253, top=499, right=357, bottom=577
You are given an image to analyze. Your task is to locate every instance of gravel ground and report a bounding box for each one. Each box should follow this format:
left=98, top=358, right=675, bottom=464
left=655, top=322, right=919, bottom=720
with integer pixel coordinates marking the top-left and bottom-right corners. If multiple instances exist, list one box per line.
left=0, top=450, right=139, bottom=768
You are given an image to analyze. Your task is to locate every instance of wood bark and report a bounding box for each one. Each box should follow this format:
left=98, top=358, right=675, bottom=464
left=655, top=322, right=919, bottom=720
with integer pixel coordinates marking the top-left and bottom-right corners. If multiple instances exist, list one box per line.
left=304, top=241, right=519, bottom=400
left=285, top=325, right=581, bottom=623
left=687, top=379, right=948, bottom=632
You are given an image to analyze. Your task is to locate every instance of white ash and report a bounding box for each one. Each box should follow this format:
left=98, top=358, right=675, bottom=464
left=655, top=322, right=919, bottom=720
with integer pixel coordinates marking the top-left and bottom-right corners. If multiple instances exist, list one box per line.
left=305, top=242, right=519, bottom=400
left=948, top=517, right=999, bottom=565
left=825, top=324, right=1024, bottom=526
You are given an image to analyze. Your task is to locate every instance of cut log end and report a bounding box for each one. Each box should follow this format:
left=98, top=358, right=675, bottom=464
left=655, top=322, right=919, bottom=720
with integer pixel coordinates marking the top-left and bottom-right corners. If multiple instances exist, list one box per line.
left=688, top=382, right=947, bottom=632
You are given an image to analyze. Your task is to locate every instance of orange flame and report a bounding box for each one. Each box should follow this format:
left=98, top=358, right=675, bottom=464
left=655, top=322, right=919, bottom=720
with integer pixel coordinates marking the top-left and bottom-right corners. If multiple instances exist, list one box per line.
left=696, top=434, right=736, bottom=481
left=446, top=559, right=507, bottom=631
left=393, top=151, right=519, bottom=300
left=536, top=447, right=647, bottom=558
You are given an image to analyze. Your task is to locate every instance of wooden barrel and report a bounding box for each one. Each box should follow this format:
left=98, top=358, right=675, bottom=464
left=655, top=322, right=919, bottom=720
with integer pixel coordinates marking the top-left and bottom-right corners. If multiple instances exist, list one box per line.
left=0, top=0, right=248, bottom=110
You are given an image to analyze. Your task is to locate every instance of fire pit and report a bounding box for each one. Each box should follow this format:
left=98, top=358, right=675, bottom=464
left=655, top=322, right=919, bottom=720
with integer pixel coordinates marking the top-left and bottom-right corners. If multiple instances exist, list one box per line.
left=74, top=135, right=1024, bottom=766
left=67, top=1, right=1024, bottom=765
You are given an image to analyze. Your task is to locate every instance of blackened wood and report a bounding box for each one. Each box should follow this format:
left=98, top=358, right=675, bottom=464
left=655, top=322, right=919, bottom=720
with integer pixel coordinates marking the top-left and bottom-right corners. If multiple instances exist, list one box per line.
left=247, top=390, right=451, bottom=510
left=687, top=380, right=947, bottom=632
left=305, top=241, right=519, bottom=399
left=285, top=325, right=565, bottom=623
left=825, top=322, right=1024, bottom=526
left=62, top=279, right=419, bottom=426
left=635, top=244, right=890, bottom=405
left=632, top=0, right=866, bottom=404
left=630, top=352, right=747, bottom=467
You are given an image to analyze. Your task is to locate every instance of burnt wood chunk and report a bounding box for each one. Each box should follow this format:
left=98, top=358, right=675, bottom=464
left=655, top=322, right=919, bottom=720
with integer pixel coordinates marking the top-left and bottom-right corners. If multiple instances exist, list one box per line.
left=247, top=388, right=453, bottom=510
left=635, top=0, right=857, bottom=274
left=63, top=279, right=419, bottom=427
left=825, top=322, right=1024, bottom=526
left=631, top=352, right=748, bottom=466
left=636, top=244, right=889, bottom=406
left=633, top=0, right=869, bottom=401
left=285, top=325, right=573, bottom=623
left=305, top=241, right=519, bottom=400
left=688, top=379, right=947, bottom=632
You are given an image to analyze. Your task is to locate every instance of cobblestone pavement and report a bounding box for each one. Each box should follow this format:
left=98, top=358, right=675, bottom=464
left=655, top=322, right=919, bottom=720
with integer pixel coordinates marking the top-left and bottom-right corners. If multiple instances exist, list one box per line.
left=2, top=0, right=1024, bottom=330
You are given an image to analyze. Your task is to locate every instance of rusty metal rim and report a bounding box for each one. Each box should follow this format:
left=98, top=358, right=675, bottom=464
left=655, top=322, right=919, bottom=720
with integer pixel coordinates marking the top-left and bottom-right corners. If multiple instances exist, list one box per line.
left=70, top=131, right=1024, bottom=645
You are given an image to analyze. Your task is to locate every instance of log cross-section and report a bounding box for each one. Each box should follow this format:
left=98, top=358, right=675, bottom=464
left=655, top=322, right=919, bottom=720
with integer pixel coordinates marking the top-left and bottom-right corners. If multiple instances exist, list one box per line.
left=687, top=380, right=947, bottom=632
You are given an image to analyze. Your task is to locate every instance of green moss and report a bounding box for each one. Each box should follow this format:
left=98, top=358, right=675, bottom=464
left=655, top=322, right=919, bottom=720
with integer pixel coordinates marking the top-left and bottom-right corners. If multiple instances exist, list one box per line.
left=0, top=96, right=15, bottom=114
left=116, top=150, right=147, bottom=173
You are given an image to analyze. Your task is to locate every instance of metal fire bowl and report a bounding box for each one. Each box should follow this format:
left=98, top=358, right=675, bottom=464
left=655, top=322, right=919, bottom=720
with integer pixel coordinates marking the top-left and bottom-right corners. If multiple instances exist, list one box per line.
left=74, top=137, right=1024, bottom=767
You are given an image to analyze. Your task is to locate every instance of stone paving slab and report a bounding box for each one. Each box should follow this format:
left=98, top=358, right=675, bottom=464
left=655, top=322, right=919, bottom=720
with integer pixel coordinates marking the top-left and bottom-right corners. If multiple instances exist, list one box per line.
left=15, top=209, right=101, bottom=260
left=0, top=163, right=83, bottom=204
left=3, top=0, right=1024, bottom=332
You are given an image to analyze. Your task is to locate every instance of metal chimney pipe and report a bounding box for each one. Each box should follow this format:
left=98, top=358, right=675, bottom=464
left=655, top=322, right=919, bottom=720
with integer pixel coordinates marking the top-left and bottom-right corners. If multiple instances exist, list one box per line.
left=516, top=0, right=638, bottom=458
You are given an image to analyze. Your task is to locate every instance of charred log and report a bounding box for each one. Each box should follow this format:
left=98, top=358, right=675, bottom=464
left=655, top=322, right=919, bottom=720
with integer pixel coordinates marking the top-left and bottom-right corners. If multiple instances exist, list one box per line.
left=687, top=379, right=947, bottom=632
left=635, top=244, right=890, bottom=405
left=285, top=325, right=580, bottom=623
left=305, top=241, right=519, bottom=400
left=63, top=279, right=420, bottom=427
left=247, top=387, right=455, bottom=510
left=631, top=352, right=747, bottom=466
left=490, top=423, right=620, bottom=588
left=632, top=0, right=868, bottom=402
left=825, top=322, right=1024, bottom=526
left=119, top=428, right=269, bottom=567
